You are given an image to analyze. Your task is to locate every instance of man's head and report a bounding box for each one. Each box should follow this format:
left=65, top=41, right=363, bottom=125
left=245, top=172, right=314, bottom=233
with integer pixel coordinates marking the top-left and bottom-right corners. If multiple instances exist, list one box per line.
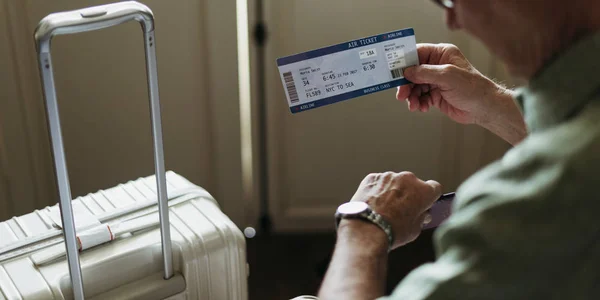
left=435, top=0, right=600, bottom=79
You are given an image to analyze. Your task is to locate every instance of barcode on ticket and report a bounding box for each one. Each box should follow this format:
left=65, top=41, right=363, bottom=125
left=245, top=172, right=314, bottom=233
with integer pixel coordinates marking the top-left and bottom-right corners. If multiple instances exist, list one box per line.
left=390, top=68, right=404, bottom=79
left=283, top=71, right=299, bottom=103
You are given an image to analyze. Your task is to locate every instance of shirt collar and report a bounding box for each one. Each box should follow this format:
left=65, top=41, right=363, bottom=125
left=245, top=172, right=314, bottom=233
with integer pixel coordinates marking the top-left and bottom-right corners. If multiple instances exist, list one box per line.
left=515, top=31, right=600, bottom=132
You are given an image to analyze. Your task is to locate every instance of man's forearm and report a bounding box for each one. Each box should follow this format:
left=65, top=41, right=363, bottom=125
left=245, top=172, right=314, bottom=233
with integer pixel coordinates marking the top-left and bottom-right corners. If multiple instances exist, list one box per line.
left=479, top=88, right=528, bottom=145
left=318, top=220, right=389, bottom=300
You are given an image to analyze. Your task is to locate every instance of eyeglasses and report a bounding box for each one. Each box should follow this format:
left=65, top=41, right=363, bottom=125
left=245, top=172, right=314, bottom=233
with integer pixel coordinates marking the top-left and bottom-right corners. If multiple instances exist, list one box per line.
left=432, top=0, right=454, bottom=9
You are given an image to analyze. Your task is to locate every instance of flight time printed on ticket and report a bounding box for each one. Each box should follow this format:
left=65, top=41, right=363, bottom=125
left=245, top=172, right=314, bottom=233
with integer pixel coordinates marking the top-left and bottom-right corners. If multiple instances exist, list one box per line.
left=277, top=28, right=418, bottom=113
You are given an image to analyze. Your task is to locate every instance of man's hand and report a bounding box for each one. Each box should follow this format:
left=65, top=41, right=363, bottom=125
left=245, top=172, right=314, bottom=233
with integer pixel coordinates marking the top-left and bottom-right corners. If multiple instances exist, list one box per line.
left=397, top=43, right=527, bottom=145
left=319, top=172, right=442, bottom=299
left=397, top=43, right=502, bottom=124
left=347, top=171, right=442, bottom=249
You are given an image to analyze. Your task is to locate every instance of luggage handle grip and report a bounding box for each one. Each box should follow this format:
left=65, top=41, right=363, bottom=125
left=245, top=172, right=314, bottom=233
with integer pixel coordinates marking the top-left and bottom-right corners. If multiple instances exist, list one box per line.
left=35, top=1, right=153, bottom=52
left=34, top=2, right=172, bottom=299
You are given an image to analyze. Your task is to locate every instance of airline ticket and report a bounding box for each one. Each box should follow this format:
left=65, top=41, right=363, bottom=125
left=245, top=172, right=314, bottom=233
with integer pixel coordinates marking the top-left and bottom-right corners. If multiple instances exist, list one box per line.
left=277, top=28, right=418, bottom=113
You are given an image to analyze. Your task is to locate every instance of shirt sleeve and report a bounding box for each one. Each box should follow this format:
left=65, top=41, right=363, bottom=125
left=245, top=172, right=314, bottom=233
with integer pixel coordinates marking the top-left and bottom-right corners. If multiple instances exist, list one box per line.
left=379, top=131, right=600, bottom=300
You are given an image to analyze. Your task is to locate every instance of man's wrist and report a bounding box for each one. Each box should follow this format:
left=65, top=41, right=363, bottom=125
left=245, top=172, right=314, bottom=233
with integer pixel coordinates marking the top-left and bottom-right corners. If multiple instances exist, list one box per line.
left=478, top=84, right=527, bottom=145
left=475, top=82, right=513, bottom=126
left=337, top=219, right=388, bottom=255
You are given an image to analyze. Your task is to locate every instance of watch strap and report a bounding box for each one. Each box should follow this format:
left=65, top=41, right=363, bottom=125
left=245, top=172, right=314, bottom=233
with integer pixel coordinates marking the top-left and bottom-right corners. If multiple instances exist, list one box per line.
left=336, top=205, right=394, bottom=250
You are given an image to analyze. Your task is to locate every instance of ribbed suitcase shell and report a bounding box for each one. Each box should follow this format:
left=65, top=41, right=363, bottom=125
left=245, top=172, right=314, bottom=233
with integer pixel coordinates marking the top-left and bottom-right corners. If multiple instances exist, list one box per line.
left=0, top=172, right=248, bottom=299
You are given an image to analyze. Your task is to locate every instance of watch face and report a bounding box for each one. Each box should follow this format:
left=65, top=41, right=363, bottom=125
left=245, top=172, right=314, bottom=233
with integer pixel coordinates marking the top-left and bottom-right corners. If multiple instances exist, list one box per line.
left=337, top=202, right=369, bottom=215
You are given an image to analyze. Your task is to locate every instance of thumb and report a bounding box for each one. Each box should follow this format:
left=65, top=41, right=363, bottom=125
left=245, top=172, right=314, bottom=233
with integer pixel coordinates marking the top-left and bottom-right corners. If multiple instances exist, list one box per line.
left=404, top=64, right=457, bottom=88
left=425, top=180, right=443, bottom=201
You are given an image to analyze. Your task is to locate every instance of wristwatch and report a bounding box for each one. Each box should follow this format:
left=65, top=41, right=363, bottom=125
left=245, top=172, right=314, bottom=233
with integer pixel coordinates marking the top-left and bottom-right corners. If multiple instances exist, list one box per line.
left=335, top=202, right=394, bottom=249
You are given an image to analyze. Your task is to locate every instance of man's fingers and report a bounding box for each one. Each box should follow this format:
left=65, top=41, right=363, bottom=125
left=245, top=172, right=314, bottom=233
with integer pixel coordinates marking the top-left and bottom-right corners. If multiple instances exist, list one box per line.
left=416, top=43, right=463, bottom=65
left=404, top=64, right=456, bottom=89
left=396, top=85, right=412, bottom=101
left=428, top=88, right=444, bottom=108
left=408, top=85, right=432, bottom=112
left=419, top=93, right=434, bottom=112
left=418, top=85, right=431, bottom=112
left=408, top=87, right=422, bottom=112
left=416, top=43, right=443, bottom=65
left=408, top=98, right=419, bottom=111
left=425, top=180, right=443, bottom=201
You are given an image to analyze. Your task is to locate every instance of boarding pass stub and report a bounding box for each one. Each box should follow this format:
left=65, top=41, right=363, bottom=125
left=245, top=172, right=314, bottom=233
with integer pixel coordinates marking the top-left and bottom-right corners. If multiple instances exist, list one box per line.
left=277, top=28, right=418, bottom=113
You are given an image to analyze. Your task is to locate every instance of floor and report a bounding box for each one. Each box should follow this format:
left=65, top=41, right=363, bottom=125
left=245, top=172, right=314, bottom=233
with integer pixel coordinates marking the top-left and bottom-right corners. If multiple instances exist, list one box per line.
left=246, top=230, right=436, bottom=300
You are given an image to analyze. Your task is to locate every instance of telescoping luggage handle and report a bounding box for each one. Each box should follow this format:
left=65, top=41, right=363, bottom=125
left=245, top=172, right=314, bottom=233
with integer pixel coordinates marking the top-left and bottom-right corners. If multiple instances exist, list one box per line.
left=35, top=2, right=173, bottom=299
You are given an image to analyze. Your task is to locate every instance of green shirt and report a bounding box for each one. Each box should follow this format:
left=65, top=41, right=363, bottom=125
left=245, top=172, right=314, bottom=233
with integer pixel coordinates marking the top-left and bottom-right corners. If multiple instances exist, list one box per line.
left=384, top=32, right=600, bottom=300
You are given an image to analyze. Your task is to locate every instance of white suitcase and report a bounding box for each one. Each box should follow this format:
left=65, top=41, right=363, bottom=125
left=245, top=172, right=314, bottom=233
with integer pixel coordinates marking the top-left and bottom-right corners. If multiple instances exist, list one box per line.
left=0, top=172, right=248, bottom=300
left=0, top=2, right=248, bottom=299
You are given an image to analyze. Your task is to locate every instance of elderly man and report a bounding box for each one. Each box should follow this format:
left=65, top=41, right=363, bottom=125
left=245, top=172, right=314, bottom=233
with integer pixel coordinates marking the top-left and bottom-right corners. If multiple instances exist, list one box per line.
left=317, top=0, right=600, bottom=299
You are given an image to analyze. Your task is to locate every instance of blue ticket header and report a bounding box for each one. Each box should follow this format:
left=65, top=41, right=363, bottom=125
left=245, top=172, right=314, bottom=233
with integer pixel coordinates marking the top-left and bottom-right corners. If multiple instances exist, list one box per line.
left=277, top=28, right=415, bottom=66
